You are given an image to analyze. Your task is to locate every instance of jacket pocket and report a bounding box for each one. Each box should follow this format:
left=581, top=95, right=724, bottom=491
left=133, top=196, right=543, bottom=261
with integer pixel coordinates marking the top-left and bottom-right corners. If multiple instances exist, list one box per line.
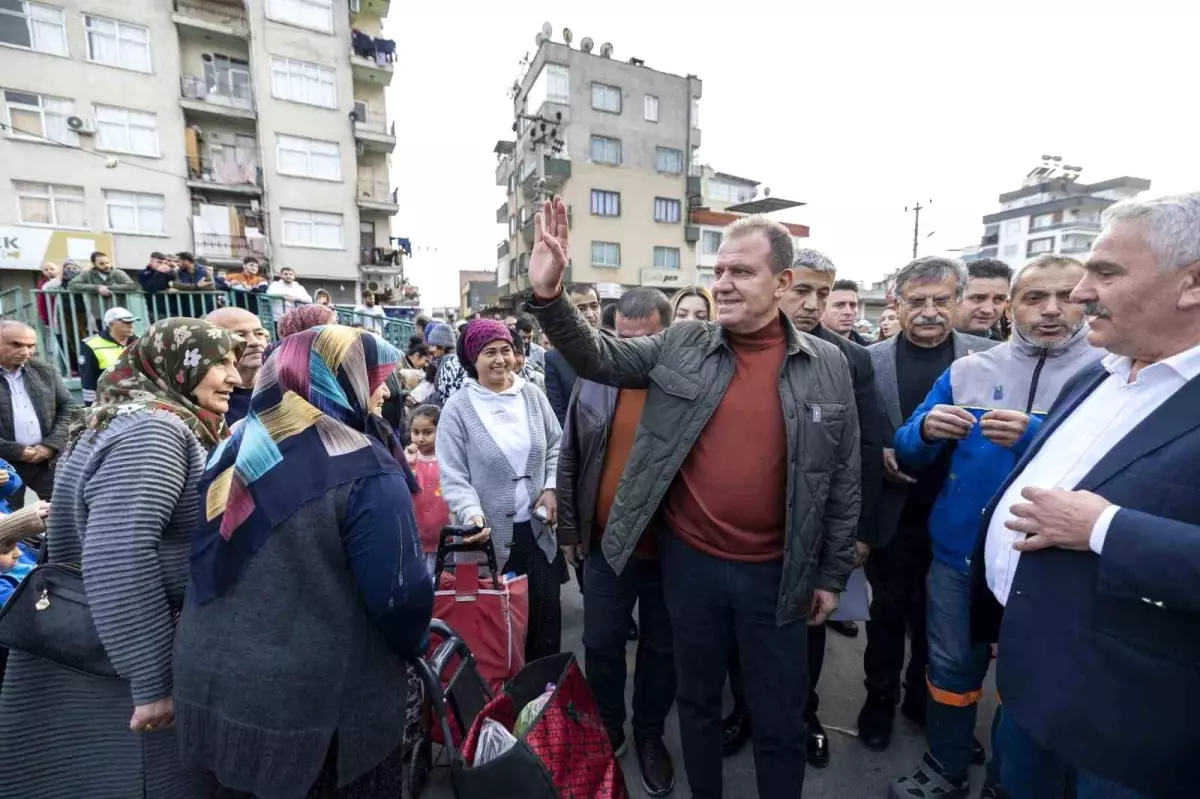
left=643, top=364, right=701, bottom=439
left=802, top=401, right=847, bottom=471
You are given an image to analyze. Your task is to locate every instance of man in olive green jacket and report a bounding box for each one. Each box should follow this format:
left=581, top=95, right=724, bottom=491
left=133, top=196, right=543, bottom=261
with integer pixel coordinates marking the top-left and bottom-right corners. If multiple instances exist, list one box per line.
left=526, top=198, right=860, bottom=799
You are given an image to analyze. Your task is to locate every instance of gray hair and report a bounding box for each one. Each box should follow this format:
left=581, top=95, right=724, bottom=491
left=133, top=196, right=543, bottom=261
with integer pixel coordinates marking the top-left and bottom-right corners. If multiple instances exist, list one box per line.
left=892, top=256, right=969, bottom=300
left=1102, top=192, right=1200, bottom=271
left=616, top=287, right=671, bottom=329
left=0, top=320, right=35, bottom=337
left=724, top=215, right=794, bottom=275
left=792, top=248, right=836, bottom=274
left=1011, top=254, right=1084, bottom=294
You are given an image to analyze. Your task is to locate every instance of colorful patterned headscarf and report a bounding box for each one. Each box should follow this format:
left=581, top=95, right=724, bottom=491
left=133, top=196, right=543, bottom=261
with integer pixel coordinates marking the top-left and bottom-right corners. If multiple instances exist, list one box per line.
left=77, top=318, right=242, bottom=449
left=191, top=325, right=403, bottom=602
left=277, top=304, right=337, bottom=338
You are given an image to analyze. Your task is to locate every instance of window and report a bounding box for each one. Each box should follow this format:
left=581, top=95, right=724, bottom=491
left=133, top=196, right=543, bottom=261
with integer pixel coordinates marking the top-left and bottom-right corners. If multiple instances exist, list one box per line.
left=590, top=190, right=620, bottom=217
left=204, top=54, right=252, bottom=106
left=95, top=105, right=159, bottom=156
left=708, top=179, right=754, bottom=204
left=3, top=90, right=76, bottom=145
left=644, top=94, right=658, bottom=122
left=653, top=198, right=681, bottom=224
left=84, top=15, right=150, bottom=72
left=0, top=1, right=67, bottom=56
left=270, top=57, right=337, bottom=109
left=14, top=181, right=84, bottom=227
left=591, top=82, right=621, bottom=113
left=590, top=135, right=621, bottom=166
left=281, top=209, right=343, bottom=249
left=655, top=147, right=683, bottom=174
left=691, top=98, right=700, bottom=126
left=529, top=63, right=569, bottom=108
left=701, top=230, right=722, bottom=254
left=1031, top=213, right=1054, bottom=230
left=277, top=134, right=340, bottom=180
left=653, top=247, right=681, bottom=270
left=266, top=0, right=332, bottom=32
left=1027, top=237, right=1054, bottom=255
left=103, top=190, right=165, bottom=234
left=591, top=241, right=620, bottom=267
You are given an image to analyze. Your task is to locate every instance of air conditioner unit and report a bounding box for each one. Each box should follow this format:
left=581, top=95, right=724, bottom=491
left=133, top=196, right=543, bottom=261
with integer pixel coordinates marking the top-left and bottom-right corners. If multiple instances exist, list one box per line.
left=66, top=116, right=96, bottom=135
left=684, top=225, right=700, bottom=243
left=365, top=279, right=382, bottom=293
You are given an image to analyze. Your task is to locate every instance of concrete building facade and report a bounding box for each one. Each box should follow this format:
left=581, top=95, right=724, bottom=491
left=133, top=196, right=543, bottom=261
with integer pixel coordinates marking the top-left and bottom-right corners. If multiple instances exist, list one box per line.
left=0, top=0, right=399, bottom=302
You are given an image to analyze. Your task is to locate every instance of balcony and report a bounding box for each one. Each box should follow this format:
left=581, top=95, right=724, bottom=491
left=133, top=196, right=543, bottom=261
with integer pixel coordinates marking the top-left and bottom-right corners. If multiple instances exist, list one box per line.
left=186, top=155, right=262, bottom=195
left=172, top=0, right=248, bottom=40
left=180, top=75, right=255, bottom=121
left=496, top=202, right=509, bottom=224
left=496, top=155, right=513, bottom=188
left=497, top=240, right=510, bottom=259
left=194, top=233, right=267, bottom=264
left=352, top=109, right=396, bottom=153
left=349, top=35, right=395, bottom=86
left=520, top=157, right=572, bottom=192
left=357, top=179, right=399, bottom=215
left=359, top=247, right=403, bottom=275
left=980, top=233, right=999, bottom=246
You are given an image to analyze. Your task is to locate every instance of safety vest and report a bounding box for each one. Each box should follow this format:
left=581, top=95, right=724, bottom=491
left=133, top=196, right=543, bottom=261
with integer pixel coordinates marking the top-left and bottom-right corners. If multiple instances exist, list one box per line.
left=83, top=335, right=125, bottom=372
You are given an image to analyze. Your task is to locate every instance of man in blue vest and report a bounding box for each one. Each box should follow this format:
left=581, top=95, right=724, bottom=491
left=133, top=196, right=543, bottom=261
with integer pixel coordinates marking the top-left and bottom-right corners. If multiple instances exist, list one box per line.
left=79, top=307, right=135, bottom=405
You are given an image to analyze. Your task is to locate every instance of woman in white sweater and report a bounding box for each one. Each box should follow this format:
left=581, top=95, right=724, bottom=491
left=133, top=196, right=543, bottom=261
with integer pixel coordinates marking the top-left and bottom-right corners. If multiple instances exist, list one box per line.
left=436, top=319, right=565, bottom=660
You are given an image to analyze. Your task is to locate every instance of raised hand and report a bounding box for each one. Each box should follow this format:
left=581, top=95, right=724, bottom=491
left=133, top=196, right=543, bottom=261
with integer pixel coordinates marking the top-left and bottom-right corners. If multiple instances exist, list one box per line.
left=529, top=196, right=570, bottom=300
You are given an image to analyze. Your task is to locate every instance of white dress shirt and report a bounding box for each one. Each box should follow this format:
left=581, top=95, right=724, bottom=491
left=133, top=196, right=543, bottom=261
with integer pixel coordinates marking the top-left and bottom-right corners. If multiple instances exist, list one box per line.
left=2, top=367, right=43, bottom=447
left=985, top=342, right=1200, bottom=606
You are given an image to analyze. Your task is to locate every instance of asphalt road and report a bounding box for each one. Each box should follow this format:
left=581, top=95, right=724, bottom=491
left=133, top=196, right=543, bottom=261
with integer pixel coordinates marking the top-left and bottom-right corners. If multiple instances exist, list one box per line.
left=418, top=576, right=1000, bottom=799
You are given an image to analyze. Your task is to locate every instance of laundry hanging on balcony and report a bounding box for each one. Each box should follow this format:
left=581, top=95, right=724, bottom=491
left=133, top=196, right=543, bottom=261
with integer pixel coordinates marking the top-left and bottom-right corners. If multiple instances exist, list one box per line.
left=351, top=29, right=396, bottom=66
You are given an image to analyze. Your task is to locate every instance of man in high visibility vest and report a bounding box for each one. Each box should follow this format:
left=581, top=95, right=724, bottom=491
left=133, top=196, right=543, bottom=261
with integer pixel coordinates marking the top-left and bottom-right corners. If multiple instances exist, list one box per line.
left=79, top=307, right=136, bottom=405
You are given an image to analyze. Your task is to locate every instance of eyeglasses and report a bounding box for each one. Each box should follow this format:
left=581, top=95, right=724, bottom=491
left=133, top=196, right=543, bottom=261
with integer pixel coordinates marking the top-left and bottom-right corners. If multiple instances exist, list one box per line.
left=898, top=295, right=954, bottom=310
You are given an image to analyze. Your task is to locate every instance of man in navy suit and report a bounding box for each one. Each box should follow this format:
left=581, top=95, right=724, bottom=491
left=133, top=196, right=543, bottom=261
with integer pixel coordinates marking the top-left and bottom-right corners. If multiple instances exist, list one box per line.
left=971, top=192, right=1200, bottom=799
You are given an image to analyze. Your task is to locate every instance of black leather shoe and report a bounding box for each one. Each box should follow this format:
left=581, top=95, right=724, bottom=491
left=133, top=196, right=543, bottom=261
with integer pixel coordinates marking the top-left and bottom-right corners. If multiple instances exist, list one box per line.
left=857, top=691, right=895, bottom=752
left=827, top=619, right=860, bottom=638
left=721, top=708, right=752, bottom=758
left=972, top=736, right=986, bottom=766
left=635, top=735, right=675, bottom=796
left=807, top=716, right=831, bottom=768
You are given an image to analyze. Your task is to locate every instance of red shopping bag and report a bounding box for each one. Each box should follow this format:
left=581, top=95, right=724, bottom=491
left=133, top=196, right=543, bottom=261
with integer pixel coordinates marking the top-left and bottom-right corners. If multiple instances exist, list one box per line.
left=454, top=653, right=629, bottom=799
left=432, top=563, right=529, bottom=692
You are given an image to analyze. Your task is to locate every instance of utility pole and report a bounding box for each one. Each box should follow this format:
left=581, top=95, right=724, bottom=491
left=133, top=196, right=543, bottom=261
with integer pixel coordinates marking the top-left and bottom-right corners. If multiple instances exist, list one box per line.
left=905, top=200, right=931, bottom=258
left=515, top=111, right=564, bottom=202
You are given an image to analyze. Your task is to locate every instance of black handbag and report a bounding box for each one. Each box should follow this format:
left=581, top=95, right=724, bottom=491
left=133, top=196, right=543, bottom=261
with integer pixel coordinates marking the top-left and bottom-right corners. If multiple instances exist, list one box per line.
left=0, top=562, right=118, bottom=679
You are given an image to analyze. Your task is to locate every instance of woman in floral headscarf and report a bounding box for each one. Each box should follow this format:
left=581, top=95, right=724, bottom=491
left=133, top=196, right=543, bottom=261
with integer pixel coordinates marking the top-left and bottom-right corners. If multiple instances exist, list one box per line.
left=175, top=325, right=433, bottom=799
left=0, top=318, right=242, bottom=799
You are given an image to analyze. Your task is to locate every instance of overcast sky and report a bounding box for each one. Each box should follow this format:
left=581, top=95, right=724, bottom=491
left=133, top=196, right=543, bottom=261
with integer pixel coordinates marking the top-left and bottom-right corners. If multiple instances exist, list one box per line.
left=386, top=1, right=1198, bottom=309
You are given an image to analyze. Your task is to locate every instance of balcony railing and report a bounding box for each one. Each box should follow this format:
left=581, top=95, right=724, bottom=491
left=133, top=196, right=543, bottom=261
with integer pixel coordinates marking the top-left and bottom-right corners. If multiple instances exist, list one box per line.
left=352, top=108, right=394, bottom=136
left=186, top=155, right=261, bottom=188
left=357, top=179, right=397, bottom=205
left=173, top=0, right=248, bottom=29
left=194, top=233, right=268, bottom=261
left=180, top=74, right=254, bottom=112
left=360, top=248, right=401, bottom=267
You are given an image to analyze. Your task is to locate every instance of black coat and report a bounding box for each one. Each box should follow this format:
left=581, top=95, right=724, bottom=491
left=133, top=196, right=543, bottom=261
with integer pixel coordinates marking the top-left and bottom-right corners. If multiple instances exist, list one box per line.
left=543, top=348, right=578, bottom=426
left=812, top=324, right=885, bottom=544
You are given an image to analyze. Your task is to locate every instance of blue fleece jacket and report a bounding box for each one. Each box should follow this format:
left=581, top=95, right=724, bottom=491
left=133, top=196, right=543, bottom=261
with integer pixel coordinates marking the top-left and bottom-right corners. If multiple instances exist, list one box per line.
left=0, top=460, right=22, bottom=515
left=894, top=326, right=1102, bottom=572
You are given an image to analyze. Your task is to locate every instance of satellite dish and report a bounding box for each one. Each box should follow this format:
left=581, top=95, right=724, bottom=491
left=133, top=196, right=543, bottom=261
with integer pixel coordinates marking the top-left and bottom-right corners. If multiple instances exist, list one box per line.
left=580, top=37, right=593, bottom=53
left=763, top=186, right=771, bottom=197
left=562, top=28, right=573, bottom=44
left=541, top=21, right=553, bottom=38
left=534, top=32, right=546, bottom=46
left=599, top=42, right=613, bottom=58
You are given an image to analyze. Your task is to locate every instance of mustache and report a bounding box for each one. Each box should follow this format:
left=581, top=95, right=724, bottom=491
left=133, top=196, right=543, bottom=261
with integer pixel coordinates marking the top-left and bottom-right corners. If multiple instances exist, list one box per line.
left=1083, top=302, right=1112, bottom=320
left=912, top=316, right=946, bottom=326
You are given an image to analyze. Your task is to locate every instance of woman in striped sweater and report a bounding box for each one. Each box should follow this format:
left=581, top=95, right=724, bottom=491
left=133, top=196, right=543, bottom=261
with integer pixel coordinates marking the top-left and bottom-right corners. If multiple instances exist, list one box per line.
left=0, top=318, right=243, bottom=799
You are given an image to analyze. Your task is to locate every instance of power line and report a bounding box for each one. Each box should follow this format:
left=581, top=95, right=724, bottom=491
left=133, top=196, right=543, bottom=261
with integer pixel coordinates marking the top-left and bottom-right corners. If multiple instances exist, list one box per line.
left=0, top=121, right=190, bottom=181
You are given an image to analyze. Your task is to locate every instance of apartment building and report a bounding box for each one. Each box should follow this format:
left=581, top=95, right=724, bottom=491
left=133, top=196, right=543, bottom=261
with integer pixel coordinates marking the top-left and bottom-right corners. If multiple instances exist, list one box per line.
left=962, top=158, right=1150, bottom=267
left=493, top=32, right=703, bottom=305
left=0, top=0, right=399, bottom=302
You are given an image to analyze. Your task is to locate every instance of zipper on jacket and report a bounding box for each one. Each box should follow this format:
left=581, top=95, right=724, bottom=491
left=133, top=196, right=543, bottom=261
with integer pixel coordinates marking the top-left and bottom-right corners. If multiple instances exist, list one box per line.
left=1025, top=350, right=1048, bottom=414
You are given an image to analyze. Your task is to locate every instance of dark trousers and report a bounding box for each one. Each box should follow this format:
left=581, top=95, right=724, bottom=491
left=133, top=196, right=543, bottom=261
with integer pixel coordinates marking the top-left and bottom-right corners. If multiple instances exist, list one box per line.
left=582, top=545, right=675, bottom=740
left=502, top=521, right=565, bottom=662
left=998, top=712, right=1152, bottom=799
left=11, top=461, right=54, bottom=510
left=660, top=532, right=808, bottom=799
left=863, top=511, right=931, bottom=702
left=729, top=622, right=825, bottom=722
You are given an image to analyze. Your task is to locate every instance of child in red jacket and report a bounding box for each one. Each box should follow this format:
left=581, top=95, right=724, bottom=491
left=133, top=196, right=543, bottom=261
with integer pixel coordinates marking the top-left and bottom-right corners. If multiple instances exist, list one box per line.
left=405, top=405, right=450, bottom=575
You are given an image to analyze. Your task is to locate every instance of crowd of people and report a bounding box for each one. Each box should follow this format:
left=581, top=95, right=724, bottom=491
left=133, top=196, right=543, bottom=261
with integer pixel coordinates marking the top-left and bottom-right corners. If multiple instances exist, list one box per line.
left=0, top=189, right=1194, bottom=799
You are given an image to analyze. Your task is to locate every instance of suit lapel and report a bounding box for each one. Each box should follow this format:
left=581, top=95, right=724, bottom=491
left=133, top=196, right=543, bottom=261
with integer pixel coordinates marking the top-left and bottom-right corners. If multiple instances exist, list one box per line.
left=1077, top=374, right=1200, bottom=491
left=872, top=337, right=903, bottom=430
